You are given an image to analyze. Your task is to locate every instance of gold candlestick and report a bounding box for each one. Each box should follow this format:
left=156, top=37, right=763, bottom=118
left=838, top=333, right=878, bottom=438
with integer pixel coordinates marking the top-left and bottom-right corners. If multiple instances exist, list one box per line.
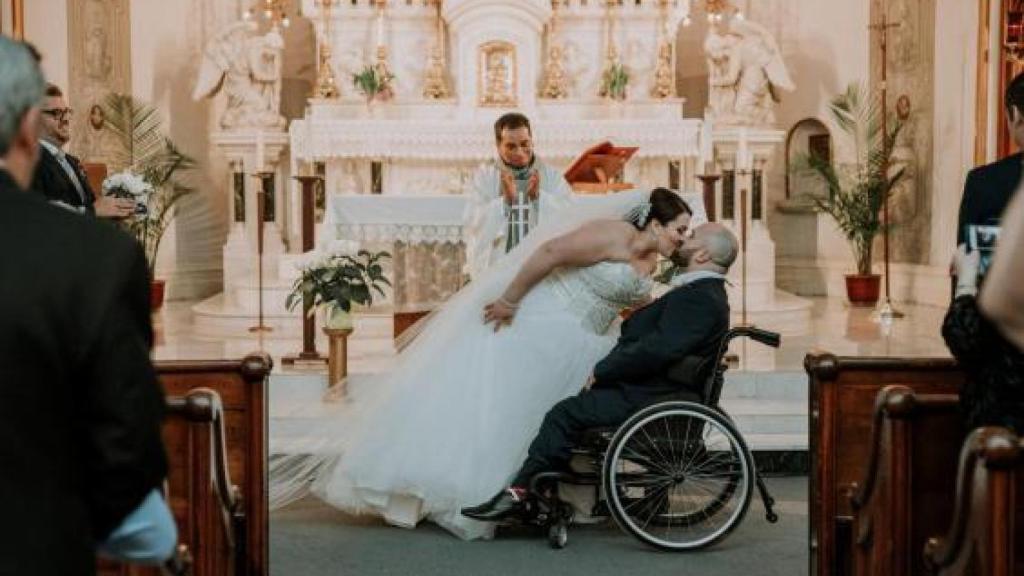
left=540, top=0, right=569, bottom=99
left=422, top=0, right=451, bottom=99
left=314, top=0, right=340, bottom=99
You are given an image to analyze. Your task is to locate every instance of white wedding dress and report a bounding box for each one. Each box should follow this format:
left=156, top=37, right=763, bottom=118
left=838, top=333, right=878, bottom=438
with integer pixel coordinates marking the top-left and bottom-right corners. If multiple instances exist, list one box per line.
left=311, top=261, right=652, bottom=540
left=270, top=189, right=705, bottom=541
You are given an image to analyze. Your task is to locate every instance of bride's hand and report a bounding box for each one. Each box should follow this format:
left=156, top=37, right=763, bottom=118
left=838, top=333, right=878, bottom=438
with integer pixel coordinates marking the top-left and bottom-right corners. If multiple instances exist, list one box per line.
left=483, top=298, right=518, bottom=331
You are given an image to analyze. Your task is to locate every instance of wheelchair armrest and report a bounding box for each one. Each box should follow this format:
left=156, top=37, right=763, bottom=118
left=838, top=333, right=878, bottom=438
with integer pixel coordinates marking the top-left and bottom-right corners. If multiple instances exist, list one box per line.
left=727, top=327, right=781, bottom=348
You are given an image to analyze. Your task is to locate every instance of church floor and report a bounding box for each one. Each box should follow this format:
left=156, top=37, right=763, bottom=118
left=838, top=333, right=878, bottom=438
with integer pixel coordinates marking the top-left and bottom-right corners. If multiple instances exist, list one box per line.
left=270, top=477, right=808, bottom=576
left=270, top=475, right=806, bottom=573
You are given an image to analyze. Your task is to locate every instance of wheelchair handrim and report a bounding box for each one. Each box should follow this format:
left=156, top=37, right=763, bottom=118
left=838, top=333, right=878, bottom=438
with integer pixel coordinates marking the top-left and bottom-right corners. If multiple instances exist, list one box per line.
left=603, top=402, right=753, bottom=550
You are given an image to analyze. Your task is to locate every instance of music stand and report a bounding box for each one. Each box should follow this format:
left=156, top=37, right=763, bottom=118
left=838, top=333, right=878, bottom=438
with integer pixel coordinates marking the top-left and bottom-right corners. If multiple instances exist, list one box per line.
left=564, top=141, right=638, bottom=194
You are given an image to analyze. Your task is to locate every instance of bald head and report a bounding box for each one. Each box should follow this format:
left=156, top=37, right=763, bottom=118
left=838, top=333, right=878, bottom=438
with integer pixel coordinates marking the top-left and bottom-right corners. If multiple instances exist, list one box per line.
left=672, top=222, right=738, bottom=273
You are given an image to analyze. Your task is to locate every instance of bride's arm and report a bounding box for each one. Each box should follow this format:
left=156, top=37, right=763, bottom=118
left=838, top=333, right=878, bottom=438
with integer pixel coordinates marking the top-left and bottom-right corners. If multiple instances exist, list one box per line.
left=483, top=221, right=628, bottom=328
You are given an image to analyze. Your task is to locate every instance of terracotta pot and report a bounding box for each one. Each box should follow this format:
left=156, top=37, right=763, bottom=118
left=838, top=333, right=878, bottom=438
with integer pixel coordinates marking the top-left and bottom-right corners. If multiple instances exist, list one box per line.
left=845, top=274, right=880, bottom=307
left=150, top=279, right=166, bottom=311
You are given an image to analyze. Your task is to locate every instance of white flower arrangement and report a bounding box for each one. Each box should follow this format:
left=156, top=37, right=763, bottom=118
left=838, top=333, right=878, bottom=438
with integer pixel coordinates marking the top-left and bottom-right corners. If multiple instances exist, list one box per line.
left=286, top=241, right=391, bottom=320
left=102, top=170, right=153, bottom=217
left=103, top=170, right=153, bottom=198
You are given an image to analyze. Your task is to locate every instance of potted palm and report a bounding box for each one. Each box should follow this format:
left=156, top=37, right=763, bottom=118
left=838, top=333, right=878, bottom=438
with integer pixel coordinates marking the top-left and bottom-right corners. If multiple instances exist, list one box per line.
left=101, top=93, right=197, bottom=309
left=796, top=83, right=906, bottom=306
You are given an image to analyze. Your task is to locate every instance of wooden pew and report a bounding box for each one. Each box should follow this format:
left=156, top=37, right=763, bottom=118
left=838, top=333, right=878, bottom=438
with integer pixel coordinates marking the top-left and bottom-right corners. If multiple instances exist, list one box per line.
left=848, top=385, right=965, bottom=576
left=924, top=427, right=1024, bottom=576
left=806, top=353, right=966, bottom=576
left=97, top=354, right=271, bottom=576
left=157, top=355, right=271, bottom=576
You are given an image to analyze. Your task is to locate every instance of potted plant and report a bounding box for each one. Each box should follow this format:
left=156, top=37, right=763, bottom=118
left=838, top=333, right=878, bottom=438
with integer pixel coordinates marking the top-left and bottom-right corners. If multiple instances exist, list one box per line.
left=352, top=63, right=395, bottom=105
left=795, top=83, right=906, bottom=306
left=599, top=60, right=629, bottom=101
left=285, top=240, right=392, bottom=331
left=101, top=93, right=197, bottom=310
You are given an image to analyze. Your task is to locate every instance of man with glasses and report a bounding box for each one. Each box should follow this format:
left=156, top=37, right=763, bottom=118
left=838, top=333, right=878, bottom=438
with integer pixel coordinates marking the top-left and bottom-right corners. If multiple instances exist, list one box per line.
left=31, top=83, right=134, bottom=218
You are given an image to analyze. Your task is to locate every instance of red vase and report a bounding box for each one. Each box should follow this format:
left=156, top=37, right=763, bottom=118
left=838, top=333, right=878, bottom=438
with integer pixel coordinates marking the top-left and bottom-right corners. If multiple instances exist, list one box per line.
left=845, top=274, right=881, bottom=307
left=150, top=279, right=166, bottom=311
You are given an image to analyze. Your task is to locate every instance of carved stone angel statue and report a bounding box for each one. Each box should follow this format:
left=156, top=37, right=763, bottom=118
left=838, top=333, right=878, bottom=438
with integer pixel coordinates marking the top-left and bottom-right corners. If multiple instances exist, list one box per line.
left=193, top=21, right=286, bottom=130
left=705, top=17, right=794, bottom=126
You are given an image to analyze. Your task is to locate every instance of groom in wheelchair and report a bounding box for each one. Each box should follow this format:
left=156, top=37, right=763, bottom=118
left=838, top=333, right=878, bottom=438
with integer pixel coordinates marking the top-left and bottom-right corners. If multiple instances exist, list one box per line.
left=463, top=222, right=740, bottom=526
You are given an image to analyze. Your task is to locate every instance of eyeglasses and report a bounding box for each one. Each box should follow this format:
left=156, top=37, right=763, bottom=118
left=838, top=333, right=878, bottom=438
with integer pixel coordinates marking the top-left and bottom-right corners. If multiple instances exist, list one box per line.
left=42, top=108, right=73, bottom=121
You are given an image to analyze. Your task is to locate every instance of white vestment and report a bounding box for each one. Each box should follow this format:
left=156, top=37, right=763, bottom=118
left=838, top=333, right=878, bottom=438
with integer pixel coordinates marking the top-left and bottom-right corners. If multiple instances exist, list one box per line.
left=462, top=159, right=571, bottom=280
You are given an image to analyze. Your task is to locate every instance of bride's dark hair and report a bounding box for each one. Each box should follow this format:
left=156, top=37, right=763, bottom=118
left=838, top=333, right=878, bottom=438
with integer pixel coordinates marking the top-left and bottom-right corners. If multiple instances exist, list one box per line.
left=631, top=187, right=692, bottom=230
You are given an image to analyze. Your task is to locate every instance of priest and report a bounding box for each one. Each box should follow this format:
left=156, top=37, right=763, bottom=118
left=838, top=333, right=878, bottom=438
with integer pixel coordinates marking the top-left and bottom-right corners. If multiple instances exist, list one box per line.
left=463, top=112, right=571, bottom=280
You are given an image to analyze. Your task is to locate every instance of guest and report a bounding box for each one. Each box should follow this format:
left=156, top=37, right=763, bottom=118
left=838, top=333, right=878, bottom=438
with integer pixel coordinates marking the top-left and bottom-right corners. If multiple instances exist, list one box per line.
left=463, top=112, right=572, bottom=280
left=956, top=71, right=1024, bottom=245
left=980, top=185, right=1024, bottom=351
left=942, top=242, right=1024, bottom=433
left=30, top=83, right=134, bottom=218
left=463, top=223, right=738, bottom=521
left=0, top=38, right=174, bottom=575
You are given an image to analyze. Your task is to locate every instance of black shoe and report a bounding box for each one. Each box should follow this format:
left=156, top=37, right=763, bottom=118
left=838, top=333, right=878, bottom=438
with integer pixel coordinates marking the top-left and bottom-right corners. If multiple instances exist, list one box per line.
left=461, top=488, right=526, bottom=521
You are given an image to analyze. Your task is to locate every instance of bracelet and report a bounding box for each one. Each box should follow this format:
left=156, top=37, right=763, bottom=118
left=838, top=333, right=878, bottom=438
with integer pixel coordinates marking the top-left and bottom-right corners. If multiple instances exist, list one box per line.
left=497, top=296, right=520, bottom=309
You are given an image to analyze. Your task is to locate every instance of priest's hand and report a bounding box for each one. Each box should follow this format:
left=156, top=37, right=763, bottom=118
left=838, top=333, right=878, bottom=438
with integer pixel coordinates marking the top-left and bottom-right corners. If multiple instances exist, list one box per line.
left=500, top=170, right=517, bottom=205
left=95, top=196, right=136, bottom=220
left=483, top=297, right=518, bottom=332
left=526, top=169, right=540, bottom=201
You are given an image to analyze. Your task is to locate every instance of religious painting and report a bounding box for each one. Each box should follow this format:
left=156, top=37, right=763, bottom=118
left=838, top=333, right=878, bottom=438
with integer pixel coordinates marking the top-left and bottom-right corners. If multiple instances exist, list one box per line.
left=477, top=41, right=517, bottom=107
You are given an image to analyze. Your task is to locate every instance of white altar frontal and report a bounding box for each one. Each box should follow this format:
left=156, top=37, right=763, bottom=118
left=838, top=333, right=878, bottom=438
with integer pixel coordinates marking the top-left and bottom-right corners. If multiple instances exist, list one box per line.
left=191, top=0, right=811, bottom=338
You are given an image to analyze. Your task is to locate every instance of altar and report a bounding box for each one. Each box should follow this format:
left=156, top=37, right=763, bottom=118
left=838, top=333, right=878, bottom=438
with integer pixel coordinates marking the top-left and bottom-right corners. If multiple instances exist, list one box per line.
left=324, top=190, right=708, bottom=310
left=191, top=0, right=812, bottom=338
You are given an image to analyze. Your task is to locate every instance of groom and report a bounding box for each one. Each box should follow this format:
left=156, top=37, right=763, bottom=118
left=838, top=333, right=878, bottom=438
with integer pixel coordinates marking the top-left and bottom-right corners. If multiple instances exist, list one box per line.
left=462, top=222, right=739, bottom=521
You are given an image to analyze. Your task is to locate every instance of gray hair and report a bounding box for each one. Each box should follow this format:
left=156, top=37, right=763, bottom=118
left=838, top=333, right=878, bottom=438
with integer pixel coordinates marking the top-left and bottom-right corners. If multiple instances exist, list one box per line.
left=0, top=37, right=45, bottom=156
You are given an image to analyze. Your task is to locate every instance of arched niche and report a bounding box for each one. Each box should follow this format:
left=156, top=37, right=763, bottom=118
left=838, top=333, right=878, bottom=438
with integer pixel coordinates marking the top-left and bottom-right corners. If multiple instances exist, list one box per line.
left=785, top=117, right=831, bottom=200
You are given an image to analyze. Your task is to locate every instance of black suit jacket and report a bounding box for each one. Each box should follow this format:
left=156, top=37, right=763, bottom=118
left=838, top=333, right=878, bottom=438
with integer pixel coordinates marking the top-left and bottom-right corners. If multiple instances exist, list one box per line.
left=957, top=152, right=1022, bottom=244
left=0, top=170, right=167, bottom=576
left=31, top=143, right=97, bottom=215
left=593, top=277, right=730, bottom=398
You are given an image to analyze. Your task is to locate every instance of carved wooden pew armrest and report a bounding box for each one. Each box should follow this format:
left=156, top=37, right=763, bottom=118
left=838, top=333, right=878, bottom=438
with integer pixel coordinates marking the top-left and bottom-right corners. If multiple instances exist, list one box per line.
left=922, top=427, right=1021, bottom=573
left=850, top=386, right=960, bottom=510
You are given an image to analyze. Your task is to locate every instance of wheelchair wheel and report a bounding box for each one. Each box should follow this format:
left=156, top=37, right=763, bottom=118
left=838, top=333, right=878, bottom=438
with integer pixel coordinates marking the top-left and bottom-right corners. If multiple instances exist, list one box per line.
left=602, top=402, right=753, bottom=551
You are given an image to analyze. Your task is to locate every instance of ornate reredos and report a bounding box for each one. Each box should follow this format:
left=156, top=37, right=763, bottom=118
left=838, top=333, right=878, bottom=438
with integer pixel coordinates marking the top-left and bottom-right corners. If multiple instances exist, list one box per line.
left=443, top=0, right=551, bottom=109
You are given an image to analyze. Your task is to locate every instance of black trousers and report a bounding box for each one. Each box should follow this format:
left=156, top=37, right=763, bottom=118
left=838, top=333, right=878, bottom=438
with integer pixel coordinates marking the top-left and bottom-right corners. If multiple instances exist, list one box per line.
left=511, top=387, right=646, bottom=488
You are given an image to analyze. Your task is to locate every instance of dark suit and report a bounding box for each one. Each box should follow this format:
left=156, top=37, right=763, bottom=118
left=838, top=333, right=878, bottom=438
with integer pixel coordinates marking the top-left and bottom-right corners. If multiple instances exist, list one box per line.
left=31, top=143, right=96, bottom=215
left=510, top=277, right=729, bottom=486
left=957, top=152, right=1022, bottom=244
left=0, top=170, right=167, bottom=576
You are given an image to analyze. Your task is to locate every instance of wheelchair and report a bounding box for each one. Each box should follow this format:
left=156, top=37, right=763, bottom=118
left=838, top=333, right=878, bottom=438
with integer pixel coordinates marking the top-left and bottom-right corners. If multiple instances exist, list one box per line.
left=514, top=326, right=782, bottom=551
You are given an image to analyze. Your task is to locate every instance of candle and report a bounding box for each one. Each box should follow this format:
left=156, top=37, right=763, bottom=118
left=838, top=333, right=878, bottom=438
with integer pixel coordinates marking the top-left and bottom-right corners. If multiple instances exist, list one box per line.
left=699, top=118, right=713, bottom=168
left=376, top=6, right=384, bottom=46
left=256, top=130, right=266, bottom=173
left=737, top=127, right=750, bottom=170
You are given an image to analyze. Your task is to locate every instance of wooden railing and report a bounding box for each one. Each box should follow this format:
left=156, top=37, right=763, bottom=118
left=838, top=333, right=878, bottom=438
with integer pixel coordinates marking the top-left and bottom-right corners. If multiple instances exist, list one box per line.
left=847, top=385, right=964, bottom=576
left=805, top=352, right=966, bottom=576
left=924, top=427, right=1024, bottom=576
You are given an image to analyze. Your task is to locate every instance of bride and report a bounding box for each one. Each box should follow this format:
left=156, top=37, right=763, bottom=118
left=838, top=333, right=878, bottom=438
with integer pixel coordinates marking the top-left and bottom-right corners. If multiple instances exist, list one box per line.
left=271, top=187, right=695, bottom=540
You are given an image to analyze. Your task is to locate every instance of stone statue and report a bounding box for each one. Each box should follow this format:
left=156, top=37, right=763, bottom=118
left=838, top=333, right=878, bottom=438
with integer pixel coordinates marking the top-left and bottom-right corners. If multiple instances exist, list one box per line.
left=193, top=21, right=286, bottom=130
left=650, top=40, right=674, bottom=99
left=705, top=17, right=794, bottom=126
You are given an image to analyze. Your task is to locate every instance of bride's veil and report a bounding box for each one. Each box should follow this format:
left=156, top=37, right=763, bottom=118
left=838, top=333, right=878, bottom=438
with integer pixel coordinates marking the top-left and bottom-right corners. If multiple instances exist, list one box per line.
left=269, top=188, right=704, bottom=510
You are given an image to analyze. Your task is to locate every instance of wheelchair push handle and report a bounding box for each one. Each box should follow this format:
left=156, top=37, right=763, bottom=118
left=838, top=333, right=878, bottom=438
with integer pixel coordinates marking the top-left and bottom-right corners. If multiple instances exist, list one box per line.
left=727, top=327, right=781, bottom=348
